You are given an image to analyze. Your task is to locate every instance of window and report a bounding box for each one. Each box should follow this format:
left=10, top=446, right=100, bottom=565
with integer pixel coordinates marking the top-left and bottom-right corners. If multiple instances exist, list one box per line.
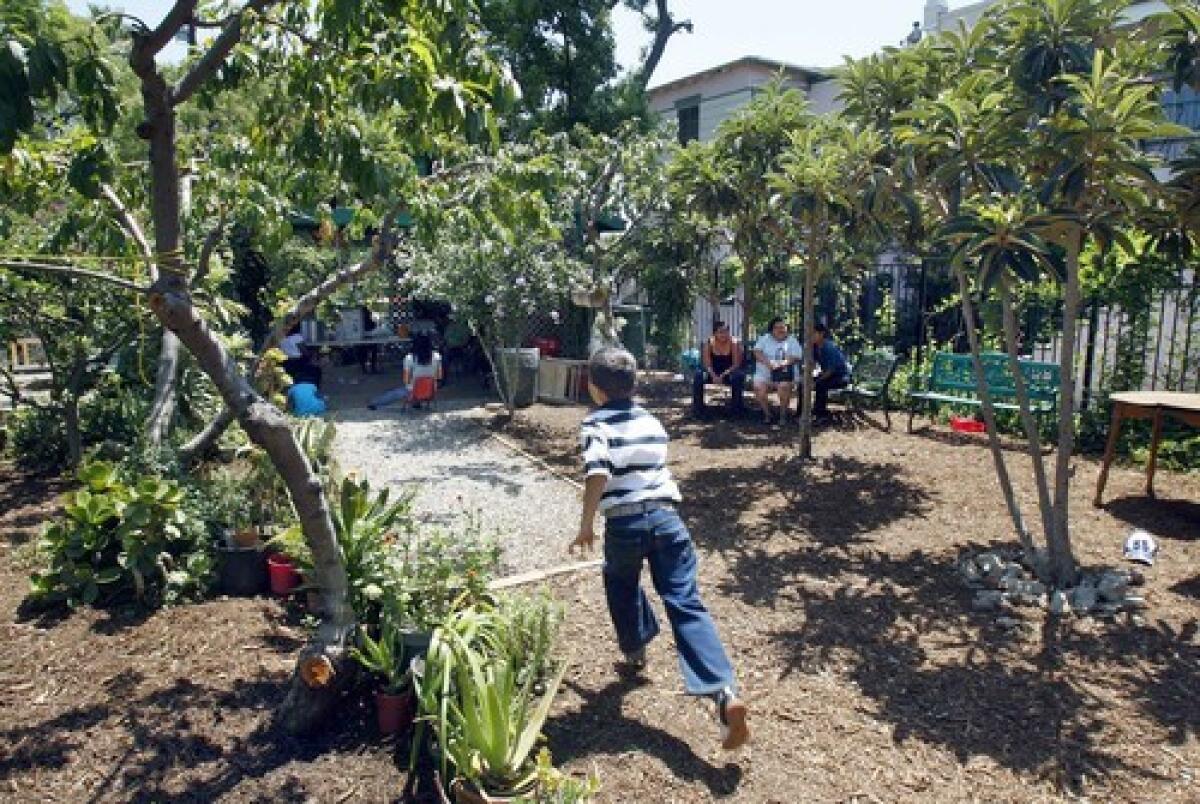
left=1146, top=86, right=1200, bottom=161
left=677, top=105, right=700, bottom=145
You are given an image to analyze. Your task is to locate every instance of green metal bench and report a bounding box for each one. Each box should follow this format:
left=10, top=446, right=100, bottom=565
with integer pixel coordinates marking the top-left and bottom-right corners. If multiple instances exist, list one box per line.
left=907, top=351, right=1060, bottom=433
left=829, top=349, right=902, bottom=430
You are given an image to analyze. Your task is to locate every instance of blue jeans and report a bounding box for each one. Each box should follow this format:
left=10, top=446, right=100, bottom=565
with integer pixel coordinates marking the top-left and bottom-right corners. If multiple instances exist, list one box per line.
left=602, top=507, right=735, bottom=696
left=369, top=385, right=410, bottom=408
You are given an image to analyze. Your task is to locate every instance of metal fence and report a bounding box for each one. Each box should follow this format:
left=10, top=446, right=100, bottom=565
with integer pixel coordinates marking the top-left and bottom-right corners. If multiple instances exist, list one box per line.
left=716, top=260, right=1200, bottom=411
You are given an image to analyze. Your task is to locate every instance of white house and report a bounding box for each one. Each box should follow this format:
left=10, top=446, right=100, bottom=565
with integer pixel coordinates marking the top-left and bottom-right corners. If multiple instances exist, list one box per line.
left=646, top=56, right=833, bottom=146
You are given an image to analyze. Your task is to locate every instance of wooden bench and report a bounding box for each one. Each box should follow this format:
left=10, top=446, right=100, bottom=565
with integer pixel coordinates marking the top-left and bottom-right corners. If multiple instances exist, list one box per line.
left=829, top=349, right=901, bottom=430
left=907, top=352, right=1060, bottom=433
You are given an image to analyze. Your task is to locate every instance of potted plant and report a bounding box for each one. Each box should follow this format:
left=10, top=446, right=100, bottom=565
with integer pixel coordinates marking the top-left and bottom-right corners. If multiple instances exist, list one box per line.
left=415, top=599, right=567, bottom=803
left=351, top=613, right=415, bottom=736
left=265, top=524, right=312, bottom=597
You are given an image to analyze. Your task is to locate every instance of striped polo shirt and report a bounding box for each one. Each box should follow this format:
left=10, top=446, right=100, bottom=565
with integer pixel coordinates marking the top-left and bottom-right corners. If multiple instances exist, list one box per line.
left=581, top=399, right=681, bottom=513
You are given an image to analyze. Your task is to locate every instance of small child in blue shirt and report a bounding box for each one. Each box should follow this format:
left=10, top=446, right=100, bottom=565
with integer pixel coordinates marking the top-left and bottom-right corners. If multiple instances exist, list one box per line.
left=287, top=382, right=327, bottom=417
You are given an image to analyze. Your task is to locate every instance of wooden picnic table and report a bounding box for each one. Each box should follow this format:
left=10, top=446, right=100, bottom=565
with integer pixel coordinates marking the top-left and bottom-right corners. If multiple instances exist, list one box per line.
left=1093, top=391, right=1200, bottom=507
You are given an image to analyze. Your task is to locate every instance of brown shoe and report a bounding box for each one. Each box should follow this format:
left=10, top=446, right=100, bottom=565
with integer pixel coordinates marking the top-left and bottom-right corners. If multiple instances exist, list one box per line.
left=716, top=688, right=750, bottom=750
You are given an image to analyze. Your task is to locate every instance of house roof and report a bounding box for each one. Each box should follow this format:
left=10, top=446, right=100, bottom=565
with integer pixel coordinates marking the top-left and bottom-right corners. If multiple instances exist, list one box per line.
left=647, top=56, right=830, bottom=99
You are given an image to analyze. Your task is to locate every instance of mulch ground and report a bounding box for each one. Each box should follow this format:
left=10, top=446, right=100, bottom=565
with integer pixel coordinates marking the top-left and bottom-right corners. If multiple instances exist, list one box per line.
left=0, top=375, right=1197, bottom=802
left=499, top=379, right=1200, bottom=803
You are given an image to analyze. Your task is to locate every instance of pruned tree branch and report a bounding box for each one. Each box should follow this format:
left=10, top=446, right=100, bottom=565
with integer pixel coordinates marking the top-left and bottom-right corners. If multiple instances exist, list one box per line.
left=0, top=261, right=149, bottom=293
left=180, top=214, right=409, bottom=465
left=172, top=0, right=282, bottom=106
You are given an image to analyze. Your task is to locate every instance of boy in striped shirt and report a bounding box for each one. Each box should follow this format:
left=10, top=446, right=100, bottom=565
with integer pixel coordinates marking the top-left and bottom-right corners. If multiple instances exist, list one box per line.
left=570, top=347, right=750, bottom=750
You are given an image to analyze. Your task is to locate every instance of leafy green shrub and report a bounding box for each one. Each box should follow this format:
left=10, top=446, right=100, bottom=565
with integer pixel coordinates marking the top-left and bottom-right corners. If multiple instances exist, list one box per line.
left=4, top=376, right=149, bottom=472
left=29, top=461, right=213, bottom=608
left=6, top=407, right=68, bottom=472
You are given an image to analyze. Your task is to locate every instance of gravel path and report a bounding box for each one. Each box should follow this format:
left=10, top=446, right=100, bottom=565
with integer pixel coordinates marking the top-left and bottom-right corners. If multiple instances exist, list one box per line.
left=331, top=399, right=582, bottom=575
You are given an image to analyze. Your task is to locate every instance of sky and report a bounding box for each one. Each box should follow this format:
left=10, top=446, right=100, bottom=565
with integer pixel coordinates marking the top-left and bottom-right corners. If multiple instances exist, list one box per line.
left=67, top=0, right=941, bottom=83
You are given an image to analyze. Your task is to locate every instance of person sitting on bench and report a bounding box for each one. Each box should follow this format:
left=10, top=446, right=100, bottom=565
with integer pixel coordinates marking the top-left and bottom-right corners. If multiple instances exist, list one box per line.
left=692, top=321, right=746, bottom=417
left=753, top=317, right=802, bottom=425
left=810, top=322, right=851, bottom=422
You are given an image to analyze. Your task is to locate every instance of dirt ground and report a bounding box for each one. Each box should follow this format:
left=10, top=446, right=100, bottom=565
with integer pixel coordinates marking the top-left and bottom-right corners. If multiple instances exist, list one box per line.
left=0, top=375, right=1197, bottom=802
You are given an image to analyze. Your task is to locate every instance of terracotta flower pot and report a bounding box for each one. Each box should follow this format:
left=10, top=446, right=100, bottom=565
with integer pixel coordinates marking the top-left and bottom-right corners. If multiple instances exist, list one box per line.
left=233, top=528, right=261, bottom=548
left=375, top=688, right=415, bottom=735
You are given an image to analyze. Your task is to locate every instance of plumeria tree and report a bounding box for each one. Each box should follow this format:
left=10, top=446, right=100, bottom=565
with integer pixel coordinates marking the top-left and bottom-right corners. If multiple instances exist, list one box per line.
left=669, top=82, right=810, bottom=346
left=770, top=120, right=891, bottom=458
left=840, top=0, right=1190, bottom=587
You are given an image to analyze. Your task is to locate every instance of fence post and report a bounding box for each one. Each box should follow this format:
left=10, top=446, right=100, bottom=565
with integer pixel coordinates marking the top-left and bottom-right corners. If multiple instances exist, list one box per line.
left=1081, top=300, right=1099, bottom=411
left=915, top=259, right=927, bottom=375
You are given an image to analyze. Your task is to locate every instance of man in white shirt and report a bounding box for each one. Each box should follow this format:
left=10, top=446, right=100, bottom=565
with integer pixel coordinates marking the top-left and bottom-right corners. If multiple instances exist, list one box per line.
left=752, top=317, right=802, bottom=425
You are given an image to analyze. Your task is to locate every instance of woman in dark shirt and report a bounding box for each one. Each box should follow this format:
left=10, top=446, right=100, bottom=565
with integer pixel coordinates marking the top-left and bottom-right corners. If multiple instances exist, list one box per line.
left=692, top=321, right=746, bottom=416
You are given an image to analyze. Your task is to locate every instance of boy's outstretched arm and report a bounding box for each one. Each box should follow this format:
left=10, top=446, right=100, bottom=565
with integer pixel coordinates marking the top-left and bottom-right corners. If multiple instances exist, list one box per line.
left=571, top=475, right=607, bottom=555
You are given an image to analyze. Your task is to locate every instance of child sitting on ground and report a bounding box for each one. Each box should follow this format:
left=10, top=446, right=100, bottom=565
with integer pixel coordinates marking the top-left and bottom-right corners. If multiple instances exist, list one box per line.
left=570, top=347, right=750, bottom=750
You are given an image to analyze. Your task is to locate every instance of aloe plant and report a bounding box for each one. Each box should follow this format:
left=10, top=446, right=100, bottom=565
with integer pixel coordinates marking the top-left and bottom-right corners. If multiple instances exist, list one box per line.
left=350, top=603, right=412, bottom=694
left=412, top=596, right=567, bottom=795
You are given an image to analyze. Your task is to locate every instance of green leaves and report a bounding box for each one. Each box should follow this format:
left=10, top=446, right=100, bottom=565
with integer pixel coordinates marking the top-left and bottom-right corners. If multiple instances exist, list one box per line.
left=66, top=139, right=113, bottom=200
left=1154, top=0, right=1200, bottom=92
left=0, top=39, right=34, bottom=151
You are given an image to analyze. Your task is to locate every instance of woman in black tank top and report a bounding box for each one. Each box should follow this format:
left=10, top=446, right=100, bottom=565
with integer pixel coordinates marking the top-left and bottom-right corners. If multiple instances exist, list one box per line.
left=693, top=322, right=747, bottom=416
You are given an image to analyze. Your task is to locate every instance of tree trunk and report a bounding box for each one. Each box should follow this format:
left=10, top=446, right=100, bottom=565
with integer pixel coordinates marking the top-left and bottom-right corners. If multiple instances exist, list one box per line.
left=179, top=406, right=235, bottom=465
left=145, top=330, right=181, bottom=448
left=133, top=47, right=352, bottom=733
left=798, top=256, right=818, bottom=459
left=632, top=0, right=692, bottom=94
left=1048, top=231, right=1082, bottom=587
left=998, top=276, right=1055, bottom=551
left=954, top=264, right=1037, bottom=559
left=63, top=396, right=82, bottom=467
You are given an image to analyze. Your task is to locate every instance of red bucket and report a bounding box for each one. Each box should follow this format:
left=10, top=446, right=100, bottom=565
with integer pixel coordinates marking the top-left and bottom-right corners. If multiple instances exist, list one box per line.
left=267, top=554, right=302, bottom=596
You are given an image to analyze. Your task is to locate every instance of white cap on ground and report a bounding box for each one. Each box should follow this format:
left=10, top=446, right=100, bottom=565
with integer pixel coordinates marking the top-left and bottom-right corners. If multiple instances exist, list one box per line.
left=1123, top=529, right=1159, bottom=566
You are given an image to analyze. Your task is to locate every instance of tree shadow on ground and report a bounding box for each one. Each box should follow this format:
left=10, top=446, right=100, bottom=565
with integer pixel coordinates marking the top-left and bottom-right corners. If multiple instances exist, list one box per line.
left=0, top=468, right=66, bottom=547
left=544, top=677, right=743, bottom=798
left=0, top=673, right=387, bottom=803
left=683, top=454, right=935, bottom=604
left=1102, top=496, right=1200, bottom=542
left=760, top=542, right=1196, bottom=794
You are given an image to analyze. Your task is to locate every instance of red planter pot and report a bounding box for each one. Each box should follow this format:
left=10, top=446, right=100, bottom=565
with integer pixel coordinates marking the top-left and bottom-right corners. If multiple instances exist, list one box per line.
left=267, top=554, right=302, bottom=596
left=375, top=689, right=415, bottom=735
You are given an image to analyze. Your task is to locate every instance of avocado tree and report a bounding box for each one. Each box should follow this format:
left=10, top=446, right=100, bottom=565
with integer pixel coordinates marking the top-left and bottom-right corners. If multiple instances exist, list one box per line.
left=407, top=135, right=587, bottom=412
left=1, top=0, right=510, bottom=730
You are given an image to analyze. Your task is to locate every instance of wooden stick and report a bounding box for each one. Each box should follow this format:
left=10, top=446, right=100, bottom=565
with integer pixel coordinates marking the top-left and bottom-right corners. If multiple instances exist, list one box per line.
left=489, top=559, right=603, bottom=590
